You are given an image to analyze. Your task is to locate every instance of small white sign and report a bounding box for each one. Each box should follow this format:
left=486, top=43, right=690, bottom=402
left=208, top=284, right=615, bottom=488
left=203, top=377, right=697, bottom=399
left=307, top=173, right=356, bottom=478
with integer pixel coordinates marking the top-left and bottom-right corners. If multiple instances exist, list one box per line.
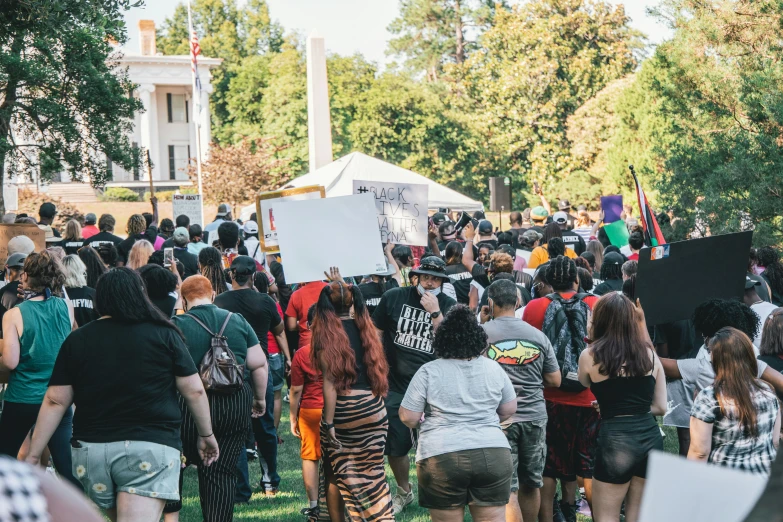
left=274, top=194, right=387, bottom=284
left=172, top=194, right=203, bottom=227
left=353, top=180, right=429, bottom=246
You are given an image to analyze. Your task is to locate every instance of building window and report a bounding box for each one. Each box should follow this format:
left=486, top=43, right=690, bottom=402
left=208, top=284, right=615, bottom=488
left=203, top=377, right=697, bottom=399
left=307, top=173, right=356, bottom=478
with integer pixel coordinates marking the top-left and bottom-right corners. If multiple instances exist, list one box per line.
left=132, top=142, right=140, bottom=181
left=168, top=145, right=189, bottom=180
left=167, top=93, right=188, bottom=123
left=105, top=156, right=113, bottom=178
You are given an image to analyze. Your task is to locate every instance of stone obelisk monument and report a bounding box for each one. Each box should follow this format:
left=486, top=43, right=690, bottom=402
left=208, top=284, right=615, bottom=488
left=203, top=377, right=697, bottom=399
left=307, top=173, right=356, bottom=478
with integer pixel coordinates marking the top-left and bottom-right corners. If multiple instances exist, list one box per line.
left=306, top=31, right=334, bottom=172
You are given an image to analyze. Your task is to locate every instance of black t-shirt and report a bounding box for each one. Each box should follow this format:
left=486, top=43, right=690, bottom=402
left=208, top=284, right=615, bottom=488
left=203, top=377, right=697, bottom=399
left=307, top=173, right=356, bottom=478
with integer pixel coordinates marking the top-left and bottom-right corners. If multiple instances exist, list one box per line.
left=445, top=263, right=487, bottom=305
left=83, top=231, right=123, bottom=249
left=161, top=237, right=176, bottom=250
left=117, top=226, right=158, bottom=263
left=358, top=278, right=399, bottom=315
left=759, top=355, right=783, bottom=374
left=48, top=318, right=197, bottom=450
left=372, top=286, right=456, bottom=394
left=214, top=288, right=282, bottom=354
left=593, top=278, right=623, bottom=296
left=653, top=319, right=699, bottom=360
left=561, top=231, right=586, bottom=256
left=56, top=239, right=84, bottom=256
left=66, top=286, right=99, bottom=327
left=173, top=248, right=199, bottom=278
left=343, top=319, right=370, bottom=390
left=151, top=294, right=178, bottom=318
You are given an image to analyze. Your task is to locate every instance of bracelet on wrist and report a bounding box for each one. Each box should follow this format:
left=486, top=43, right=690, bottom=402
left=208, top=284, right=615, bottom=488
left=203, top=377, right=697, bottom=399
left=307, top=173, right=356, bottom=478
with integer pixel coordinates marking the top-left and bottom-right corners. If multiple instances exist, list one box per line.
left=199, top=432, right=213, bottom=438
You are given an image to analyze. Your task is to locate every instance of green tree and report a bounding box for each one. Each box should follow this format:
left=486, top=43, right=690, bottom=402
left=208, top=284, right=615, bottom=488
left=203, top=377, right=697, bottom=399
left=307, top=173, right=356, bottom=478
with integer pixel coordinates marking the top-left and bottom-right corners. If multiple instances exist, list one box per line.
left=156, top=0, right=283, bottom=141
left=388, top=0, right=508, bottom=81
left=454, top=0, right=642, bottom=206
left=0, top=0, right=143, bottom=214
left=606, top=0, right=783, bottom=245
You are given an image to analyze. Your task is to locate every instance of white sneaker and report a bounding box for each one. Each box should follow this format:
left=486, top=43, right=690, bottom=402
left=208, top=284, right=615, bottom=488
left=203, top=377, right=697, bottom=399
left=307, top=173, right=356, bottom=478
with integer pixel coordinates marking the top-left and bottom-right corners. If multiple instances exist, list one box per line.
left=392, top=486, right=414, bottom=515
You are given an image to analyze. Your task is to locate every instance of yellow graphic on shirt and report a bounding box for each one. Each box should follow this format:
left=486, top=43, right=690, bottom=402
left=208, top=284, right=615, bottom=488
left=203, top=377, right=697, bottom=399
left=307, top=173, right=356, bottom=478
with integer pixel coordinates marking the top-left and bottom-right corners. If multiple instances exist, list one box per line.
left=487, top=340, right=541, bottom=365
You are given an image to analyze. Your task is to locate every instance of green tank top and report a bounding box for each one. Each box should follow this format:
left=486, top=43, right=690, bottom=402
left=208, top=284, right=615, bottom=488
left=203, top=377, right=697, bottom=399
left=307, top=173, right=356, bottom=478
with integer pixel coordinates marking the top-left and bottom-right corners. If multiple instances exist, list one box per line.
left=6, top=297, right=71, bottom=404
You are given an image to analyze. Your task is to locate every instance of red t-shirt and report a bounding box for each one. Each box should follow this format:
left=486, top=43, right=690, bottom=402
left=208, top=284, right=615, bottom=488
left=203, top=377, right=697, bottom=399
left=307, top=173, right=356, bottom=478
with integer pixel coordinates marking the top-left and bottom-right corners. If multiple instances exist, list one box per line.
left=628, top=253, right=639, bottom=261
left=266, top=302, right=283, bottom=355
left=286, top=282, right=328, bottom=349
left=81, top=224, right=99, bottom=239
left=523, top=291, right=599, bottom=407
left=290, top=344, right=324, bottom=409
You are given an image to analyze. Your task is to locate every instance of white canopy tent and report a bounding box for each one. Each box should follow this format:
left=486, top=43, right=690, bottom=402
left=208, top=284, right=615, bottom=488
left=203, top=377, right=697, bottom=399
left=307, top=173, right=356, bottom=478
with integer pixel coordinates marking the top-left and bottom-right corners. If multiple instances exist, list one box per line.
left=240, top=152, right=484, bottom=221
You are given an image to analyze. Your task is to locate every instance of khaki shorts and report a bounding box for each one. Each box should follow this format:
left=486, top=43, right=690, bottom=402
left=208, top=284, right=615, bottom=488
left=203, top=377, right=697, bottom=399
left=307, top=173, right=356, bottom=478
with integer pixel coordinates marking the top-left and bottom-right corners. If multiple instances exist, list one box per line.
left=417, top=447, right=512, bottom=509
left=71, top=440, right=181, bottom=509
left=504, top=419, right=547, bottom=490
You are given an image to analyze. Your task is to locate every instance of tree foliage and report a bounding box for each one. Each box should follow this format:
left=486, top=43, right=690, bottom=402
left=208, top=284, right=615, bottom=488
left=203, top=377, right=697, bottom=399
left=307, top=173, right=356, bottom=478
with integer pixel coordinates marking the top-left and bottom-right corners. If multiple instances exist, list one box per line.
left=0, top=0, right=144, bottom=213
left=453, top=0, right=642, bottom=206
left=190, top=138, right=290, bottom=210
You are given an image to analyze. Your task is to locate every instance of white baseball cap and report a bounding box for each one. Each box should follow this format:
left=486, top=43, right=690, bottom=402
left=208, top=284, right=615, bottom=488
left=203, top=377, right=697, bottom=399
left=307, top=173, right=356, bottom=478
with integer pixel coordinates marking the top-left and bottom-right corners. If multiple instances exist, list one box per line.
left=243, top=220, right=259, bottom=234
left=553, top=211, right=568, bottom=224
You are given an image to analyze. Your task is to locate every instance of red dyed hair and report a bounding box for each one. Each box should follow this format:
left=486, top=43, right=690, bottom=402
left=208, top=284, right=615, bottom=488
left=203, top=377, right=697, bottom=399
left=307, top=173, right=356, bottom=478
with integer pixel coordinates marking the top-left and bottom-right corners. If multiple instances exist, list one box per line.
left=310, top=281, right=389, bottom=397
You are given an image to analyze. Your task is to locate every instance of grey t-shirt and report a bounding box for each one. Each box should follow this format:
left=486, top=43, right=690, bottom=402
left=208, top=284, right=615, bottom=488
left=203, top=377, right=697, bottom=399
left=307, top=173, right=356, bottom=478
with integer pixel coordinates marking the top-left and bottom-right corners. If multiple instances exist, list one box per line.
left=665, top=345, right=769, bottom=428
left=401, top=357, right=515, bottom=462
left=482, top=317, right=559, bottom=424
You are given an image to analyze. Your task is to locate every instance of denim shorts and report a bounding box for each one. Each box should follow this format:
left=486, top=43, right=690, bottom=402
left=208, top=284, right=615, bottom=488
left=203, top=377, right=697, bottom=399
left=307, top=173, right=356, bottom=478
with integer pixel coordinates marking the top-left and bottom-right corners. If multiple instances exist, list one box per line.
left=268, top=353, right=285, bottom=392
left=71, top=440, right=181, bottom=509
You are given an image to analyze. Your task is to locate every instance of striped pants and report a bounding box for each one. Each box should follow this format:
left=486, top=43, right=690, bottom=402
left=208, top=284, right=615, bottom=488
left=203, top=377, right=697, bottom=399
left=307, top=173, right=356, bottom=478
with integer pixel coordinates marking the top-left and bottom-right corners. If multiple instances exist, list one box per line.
left=164, top=382, right=252, bottom=521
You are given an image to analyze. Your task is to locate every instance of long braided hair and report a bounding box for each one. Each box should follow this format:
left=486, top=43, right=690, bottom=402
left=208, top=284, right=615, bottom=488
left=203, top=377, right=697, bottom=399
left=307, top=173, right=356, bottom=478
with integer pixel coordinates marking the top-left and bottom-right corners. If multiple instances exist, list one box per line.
left=545, top=255, right=578, bottom=292
left=198, top=246, right=228, bottom=296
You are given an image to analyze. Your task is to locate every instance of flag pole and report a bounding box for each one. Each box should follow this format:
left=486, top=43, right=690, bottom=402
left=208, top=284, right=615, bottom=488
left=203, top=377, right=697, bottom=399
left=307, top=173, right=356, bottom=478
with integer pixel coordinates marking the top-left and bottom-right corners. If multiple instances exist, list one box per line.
left=187, top=0, right=205, bottom=225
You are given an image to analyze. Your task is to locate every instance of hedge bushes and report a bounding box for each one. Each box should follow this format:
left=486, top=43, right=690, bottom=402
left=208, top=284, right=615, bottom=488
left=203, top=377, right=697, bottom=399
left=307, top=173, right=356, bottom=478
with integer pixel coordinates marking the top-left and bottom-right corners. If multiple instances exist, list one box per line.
left=100, top=187, right=139, bottom=202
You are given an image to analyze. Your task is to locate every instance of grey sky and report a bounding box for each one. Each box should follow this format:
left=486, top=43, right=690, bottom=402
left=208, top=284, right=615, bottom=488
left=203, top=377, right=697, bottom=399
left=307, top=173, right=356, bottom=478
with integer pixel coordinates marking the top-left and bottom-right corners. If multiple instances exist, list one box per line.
left=123, top=1, right=671, bottom=65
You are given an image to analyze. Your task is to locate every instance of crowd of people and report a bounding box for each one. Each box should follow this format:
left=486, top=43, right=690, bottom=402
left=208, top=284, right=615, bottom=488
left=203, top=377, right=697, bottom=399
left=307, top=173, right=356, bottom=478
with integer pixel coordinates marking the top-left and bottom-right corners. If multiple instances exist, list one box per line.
left=0, top=198, right=782, bottom=522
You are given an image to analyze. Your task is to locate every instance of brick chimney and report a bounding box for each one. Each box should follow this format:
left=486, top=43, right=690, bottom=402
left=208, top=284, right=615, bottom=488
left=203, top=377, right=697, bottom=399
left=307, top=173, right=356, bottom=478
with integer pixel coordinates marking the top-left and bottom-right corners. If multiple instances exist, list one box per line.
left=138, top=20, right=156, bottom=56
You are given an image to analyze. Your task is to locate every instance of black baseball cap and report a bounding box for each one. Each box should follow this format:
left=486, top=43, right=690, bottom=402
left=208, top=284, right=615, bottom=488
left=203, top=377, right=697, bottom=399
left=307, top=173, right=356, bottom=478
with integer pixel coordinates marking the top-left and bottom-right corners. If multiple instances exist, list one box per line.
left=39, top=202, right=57, bottom=219
left=558, top=200, right=571, bottom=211
left=230, top=255, right=257, bottom=276
left=432, top=212, right=447, bottom=226
left=478, top=219, right=493, bottom=234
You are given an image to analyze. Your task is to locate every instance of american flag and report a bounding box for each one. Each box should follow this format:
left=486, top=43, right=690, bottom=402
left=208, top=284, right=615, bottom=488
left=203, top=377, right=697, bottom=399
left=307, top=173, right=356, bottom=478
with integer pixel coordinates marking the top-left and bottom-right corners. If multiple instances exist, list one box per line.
left=190, top=30, right=202, bottom=96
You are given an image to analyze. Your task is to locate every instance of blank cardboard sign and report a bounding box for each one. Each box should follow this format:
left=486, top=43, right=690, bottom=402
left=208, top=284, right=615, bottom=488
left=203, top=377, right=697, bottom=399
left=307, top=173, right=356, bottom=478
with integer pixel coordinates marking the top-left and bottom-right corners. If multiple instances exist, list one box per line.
left=636, top=231, right=753, bottom=326
left=640, top=452, right=766, bottom=522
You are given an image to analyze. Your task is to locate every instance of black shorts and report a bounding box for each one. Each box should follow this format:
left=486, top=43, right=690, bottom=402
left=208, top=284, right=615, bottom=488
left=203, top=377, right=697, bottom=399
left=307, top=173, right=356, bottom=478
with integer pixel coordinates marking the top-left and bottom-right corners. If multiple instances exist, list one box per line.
left=417, top=448, right=512, bottom=509
left=384, top=390, right=417, bottom=457
left=544, top=401, right=601, bottom=481
left=594, top=414, right=663, bottom=484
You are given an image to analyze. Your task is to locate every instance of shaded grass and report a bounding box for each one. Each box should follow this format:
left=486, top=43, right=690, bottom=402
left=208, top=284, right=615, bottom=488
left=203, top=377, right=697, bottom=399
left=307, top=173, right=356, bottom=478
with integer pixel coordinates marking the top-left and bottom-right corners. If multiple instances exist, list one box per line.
left=179, top=405, right=680, bottom=521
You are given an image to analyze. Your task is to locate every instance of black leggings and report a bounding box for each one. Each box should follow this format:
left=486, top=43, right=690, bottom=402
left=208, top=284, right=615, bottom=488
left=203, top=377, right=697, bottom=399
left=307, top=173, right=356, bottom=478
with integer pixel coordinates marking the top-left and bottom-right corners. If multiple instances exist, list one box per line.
left=0, top=401, right=80, bottom=488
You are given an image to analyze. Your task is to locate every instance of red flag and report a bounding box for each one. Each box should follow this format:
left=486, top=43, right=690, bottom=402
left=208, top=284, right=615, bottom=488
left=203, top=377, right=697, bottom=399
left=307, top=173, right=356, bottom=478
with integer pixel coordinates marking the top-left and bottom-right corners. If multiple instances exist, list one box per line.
left=630, top=165, right=666, bottom=247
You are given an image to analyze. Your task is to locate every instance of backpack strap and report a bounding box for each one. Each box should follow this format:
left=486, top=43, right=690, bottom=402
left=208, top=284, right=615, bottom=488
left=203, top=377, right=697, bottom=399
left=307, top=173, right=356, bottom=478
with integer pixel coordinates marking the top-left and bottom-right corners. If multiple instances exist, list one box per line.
left=217, top=312, right=233, bottom=337
left=185, top=313, right=217, bottom=337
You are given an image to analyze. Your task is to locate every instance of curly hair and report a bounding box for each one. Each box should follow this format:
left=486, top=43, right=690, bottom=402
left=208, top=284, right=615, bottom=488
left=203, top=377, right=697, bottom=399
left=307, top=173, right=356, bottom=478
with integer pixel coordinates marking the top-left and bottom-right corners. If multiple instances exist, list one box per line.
left=95, top=243, right=118, bottom=267
left=311, top=282, right=388, bottom=397
left=432, top=304, right=488, bottom=359
left=126, top=214, right=146, bottom=236
left=489, top=252, right=513, bottom=275
left=574, top=256, right=591, bottom=272
left=199, top=247, right=228, bottom=296
left=757, top=247, right=779, bottom=267
left=546, top=255, right=578, bottom=291
left=542, top=222, right=562, bottom=244
left=693, top=298, right=760, bottom=341
left=23, top=250, right=65, bottom=293
left=547, top=237, right=566, bottom=259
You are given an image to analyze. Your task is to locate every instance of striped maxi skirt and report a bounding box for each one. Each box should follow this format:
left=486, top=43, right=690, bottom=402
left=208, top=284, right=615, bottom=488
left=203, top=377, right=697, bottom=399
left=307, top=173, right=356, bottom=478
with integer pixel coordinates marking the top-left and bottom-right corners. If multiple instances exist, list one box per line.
left=318, top=389, right=394, bottom=521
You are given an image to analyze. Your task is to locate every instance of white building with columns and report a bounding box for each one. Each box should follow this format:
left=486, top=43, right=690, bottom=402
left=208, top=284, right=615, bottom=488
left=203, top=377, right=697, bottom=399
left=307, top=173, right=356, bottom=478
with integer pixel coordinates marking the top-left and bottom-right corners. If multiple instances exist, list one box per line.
left=104, top=20, right=221, bottom=191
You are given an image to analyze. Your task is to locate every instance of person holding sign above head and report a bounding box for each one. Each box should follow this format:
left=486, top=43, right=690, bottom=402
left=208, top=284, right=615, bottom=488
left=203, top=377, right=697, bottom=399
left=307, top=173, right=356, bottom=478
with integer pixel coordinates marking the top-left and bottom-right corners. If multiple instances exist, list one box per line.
left=372, top=255, right=457, bottom=515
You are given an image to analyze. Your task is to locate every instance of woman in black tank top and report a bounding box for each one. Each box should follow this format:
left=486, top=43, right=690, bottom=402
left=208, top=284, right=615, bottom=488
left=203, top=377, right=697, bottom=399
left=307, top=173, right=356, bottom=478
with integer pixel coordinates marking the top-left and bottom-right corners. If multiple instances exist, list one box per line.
left=577, top=293, right=667, bottom=522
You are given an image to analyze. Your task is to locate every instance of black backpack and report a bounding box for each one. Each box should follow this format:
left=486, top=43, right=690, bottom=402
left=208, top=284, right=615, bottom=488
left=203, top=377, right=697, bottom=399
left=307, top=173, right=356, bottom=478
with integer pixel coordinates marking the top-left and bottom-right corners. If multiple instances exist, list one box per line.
left=541, top=293, right=591, bottom=392
left=186, top=312, right=244, bottom=394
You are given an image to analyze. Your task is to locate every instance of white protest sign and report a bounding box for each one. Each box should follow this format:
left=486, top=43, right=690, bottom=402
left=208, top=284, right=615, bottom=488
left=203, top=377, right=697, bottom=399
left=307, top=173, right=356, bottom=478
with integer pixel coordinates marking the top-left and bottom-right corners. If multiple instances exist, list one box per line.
left=353, top=180, right=428, bottom=246
left=256, top=185, right=325, bottom=253
left=274, top=193, right=387, bottom=284
left=639, top=452, right=765, bottom=522
left=172, top=194, right=203, bottom=227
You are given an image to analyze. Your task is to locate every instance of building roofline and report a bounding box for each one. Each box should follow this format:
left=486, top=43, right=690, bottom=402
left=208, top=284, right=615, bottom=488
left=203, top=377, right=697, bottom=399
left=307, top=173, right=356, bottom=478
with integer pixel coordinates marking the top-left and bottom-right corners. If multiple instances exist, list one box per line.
left=112, top=54, right=223, bottom=67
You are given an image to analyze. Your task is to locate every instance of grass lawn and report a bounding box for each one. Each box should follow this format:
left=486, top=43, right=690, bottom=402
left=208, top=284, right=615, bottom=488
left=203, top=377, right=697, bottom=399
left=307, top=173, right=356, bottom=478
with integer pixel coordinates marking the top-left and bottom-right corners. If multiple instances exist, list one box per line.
left=176, top=403, right=681, bottom=522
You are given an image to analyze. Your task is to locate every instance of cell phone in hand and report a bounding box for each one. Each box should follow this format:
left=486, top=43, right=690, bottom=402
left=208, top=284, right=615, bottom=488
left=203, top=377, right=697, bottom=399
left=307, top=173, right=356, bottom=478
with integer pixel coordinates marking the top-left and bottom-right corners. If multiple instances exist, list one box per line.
left=533, top=181, right=541, bottom=194
left=163, top=248, right=174, bottom=268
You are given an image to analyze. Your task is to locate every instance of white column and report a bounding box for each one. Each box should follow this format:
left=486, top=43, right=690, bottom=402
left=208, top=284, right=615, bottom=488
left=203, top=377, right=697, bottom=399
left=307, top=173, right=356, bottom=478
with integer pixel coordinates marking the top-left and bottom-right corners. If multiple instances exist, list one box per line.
left=138, top=84, right=157, bottom=181
left=306, top=32, right=333, bottom=172
left=199, top=84, right=212, bottom=161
